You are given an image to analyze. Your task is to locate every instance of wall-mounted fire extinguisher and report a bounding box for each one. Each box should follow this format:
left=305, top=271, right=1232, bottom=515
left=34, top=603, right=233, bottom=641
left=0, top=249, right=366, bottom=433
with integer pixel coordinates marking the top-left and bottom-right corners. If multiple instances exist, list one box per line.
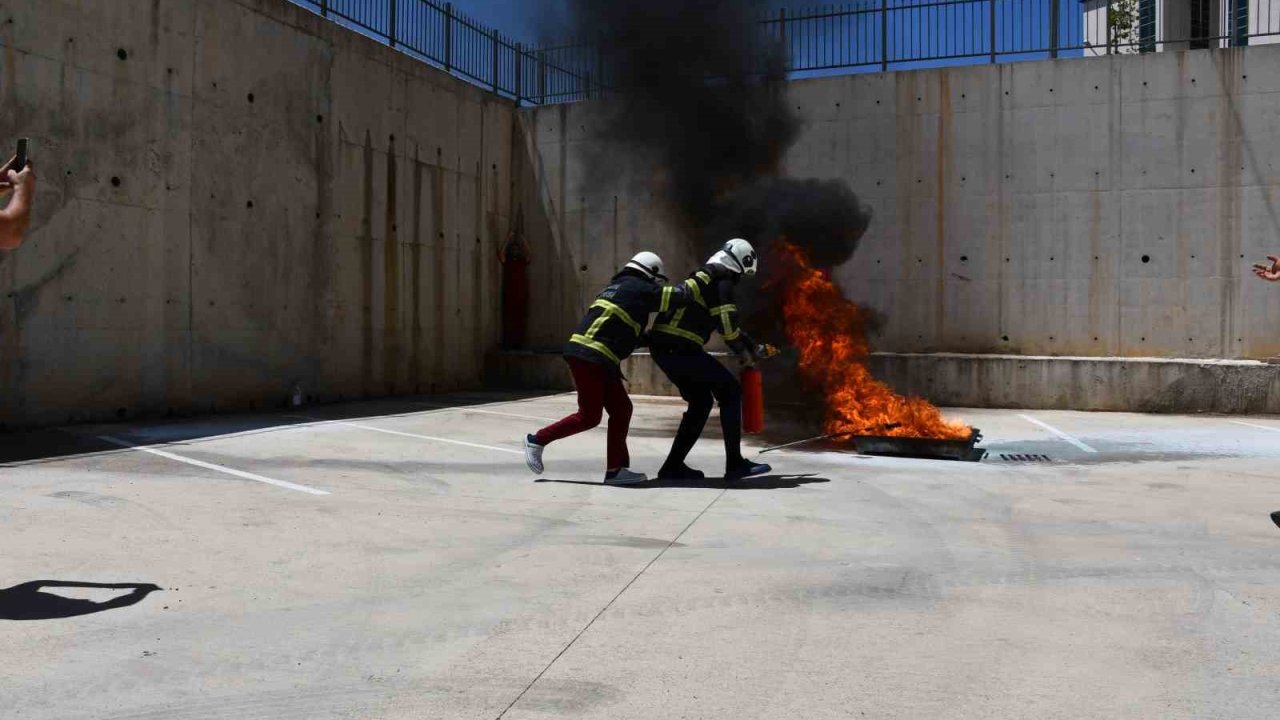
left=741, top=344, right=779, bottom=434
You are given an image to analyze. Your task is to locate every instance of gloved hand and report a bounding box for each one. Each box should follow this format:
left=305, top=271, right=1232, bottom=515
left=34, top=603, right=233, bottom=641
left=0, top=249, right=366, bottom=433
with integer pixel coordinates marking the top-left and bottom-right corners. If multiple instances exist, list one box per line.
left=754, top=343, right=779, bottom=360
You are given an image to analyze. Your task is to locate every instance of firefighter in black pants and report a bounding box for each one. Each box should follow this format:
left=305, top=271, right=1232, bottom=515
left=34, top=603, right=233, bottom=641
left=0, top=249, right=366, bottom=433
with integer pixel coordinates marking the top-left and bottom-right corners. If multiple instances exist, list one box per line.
left=650, top=239, right=772, bottom=481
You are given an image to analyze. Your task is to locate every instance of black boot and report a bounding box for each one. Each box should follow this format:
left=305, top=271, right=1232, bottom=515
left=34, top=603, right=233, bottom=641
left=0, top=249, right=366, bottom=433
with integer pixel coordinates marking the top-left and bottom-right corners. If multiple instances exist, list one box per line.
left=658, top=463, right=706, bottom=480
left=725, top=458, right=771, bottom=480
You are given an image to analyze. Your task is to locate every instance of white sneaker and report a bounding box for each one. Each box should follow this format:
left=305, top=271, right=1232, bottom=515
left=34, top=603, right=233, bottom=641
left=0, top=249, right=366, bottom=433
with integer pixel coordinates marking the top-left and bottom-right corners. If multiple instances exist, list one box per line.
left=524, top=434, right=545, bottom=475
left=603, top=467, right=648, bottom=485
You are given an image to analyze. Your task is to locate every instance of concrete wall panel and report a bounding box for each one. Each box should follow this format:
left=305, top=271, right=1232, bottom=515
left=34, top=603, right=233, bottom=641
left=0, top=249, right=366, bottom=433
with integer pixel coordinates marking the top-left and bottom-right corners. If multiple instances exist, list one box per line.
left=0, top=0, right=535, bottom=426
left=521, top=44, right=1280, bottom=363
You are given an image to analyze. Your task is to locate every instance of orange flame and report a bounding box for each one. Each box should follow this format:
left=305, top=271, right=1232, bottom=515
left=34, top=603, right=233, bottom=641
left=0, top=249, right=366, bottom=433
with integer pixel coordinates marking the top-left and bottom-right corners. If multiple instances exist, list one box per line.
left=770, top=242, right=971, bottom=440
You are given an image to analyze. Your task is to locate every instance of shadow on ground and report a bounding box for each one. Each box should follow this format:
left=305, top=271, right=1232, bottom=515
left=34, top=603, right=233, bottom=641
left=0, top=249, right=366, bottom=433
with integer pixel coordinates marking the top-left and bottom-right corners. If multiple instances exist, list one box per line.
left=0, top=391, right=560, bottom=466
left=0, top=581, right=162, bottom=621
left=536, top=473, right=831, bottom=490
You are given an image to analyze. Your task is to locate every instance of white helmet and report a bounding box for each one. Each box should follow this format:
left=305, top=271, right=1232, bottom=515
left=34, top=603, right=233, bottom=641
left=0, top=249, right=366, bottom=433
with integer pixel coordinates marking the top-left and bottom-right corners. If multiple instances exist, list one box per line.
left=624, top=251, right=667, bottom=282
left=709, top=238, right=758, bottom=277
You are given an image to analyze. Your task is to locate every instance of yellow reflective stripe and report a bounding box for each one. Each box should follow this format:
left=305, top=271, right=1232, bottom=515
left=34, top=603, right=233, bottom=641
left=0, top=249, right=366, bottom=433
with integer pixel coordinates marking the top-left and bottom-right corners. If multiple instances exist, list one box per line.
left=569, top=334, right=621, bottom=364
left=653, top=324, right=708, bottom=345
left=589, top=299, right=642, bottom=334
left=583, top=310, right=610, bottom=340
left=695, top=271, right=712, bottom=284
left=711, top=304, right=738, bottom=338
left=660, top=286, right=674, bottom=313
left=684, top=278, right=705, bottom=307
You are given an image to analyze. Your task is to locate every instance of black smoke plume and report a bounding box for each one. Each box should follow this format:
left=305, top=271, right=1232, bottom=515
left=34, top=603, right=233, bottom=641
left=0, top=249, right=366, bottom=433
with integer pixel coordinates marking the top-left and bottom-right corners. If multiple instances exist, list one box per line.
left=709, top=177, right=873, bottom=269
left=556, top=0, right=873, bottom=269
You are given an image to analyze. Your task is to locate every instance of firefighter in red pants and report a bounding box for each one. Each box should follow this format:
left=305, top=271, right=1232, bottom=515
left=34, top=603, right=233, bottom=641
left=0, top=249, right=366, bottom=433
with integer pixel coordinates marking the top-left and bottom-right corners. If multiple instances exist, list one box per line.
left=524, top=252, right=697, bottom=484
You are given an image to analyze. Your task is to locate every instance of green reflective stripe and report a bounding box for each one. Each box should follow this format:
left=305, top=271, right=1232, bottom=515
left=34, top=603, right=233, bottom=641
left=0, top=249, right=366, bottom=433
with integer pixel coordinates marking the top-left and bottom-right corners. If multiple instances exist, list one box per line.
left=569, top=334, right=621, bottom=364
left=695, top=271, right=712, bottom=284
left=653, top=324, right=708, bottom=345
left=684, top=278, right=705, bottom=307
left=723, top=328, right=742, bottom=341
left=709, top=304, right=738, bottom=315
left=588, top=299, right=642, bottom=335
left=660, top=286, right=674, bottom=313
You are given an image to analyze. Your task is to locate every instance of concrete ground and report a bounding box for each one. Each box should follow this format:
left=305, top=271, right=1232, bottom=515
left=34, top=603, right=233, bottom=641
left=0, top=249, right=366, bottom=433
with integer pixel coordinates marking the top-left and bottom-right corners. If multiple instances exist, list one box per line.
left=3, top=394, right=1280, bottom=719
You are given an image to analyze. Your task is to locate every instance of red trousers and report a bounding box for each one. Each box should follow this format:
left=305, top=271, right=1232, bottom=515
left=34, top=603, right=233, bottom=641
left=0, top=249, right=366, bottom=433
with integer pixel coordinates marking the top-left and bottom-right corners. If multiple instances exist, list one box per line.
left=534, top=356, right=632, bottom=469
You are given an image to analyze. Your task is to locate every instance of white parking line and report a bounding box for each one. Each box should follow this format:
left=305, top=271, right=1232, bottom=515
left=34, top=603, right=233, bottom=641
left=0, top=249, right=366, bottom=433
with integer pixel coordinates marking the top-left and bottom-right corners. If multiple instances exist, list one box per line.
left=98, top=435, right=330, bottom=496
left=459, top=408, right=561, bottom=423
left=1229, top=420, right=1280, bottom=434
left=1017, top=415, right=1098, bottom=453
left=414, top=403, right=560, bottom=423
left=330, top=421, right=524, bottom=455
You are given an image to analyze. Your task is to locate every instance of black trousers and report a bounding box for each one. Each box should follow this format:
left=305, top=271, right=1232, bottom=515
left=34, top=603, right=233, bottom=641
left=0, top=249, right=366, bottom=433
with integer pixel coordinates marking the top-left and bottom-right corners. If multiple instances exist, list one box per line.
left=653, top=350, right=743, bottom=469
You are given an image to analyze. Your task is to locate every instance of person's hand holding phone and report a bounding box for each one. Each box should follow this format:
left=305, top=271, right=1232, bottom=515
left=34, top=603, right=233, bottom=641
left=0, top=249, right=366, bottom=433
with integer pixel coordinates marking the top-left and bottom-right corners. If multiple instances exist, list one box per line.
left=1253, top=255, right=1280, bottom=282
left=0, top=154, right=36, bottom=196
left=0, top=140, right=37, bottom=250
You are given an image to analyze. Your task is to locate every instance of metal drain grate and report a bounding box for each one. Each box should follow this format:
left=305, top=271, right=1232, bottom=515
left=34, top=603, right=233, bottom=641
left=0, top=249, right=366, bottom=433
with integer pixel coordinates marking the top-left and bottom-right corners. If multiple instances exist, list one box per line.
left=1000, top=453, right=1053, bottom=463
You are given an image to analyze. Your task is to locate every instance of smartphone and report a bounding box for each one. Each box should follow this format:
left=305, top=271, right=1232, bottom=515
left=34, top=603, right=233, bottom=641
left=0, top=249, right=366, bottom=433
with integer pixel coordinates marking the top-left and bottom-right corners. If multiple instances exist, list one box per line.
left=14, top=138, right=29, bottom=171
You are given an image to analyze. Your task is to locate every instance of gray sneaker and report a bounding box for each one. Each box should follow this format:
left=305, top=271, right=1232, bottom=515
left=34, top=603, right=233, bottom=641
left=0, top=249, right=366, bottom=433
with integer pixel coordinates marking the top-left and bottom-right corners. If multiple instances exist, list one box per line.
left=524, top=434, right=545, bottom=475
left=603, top=467, right=648, bottom=485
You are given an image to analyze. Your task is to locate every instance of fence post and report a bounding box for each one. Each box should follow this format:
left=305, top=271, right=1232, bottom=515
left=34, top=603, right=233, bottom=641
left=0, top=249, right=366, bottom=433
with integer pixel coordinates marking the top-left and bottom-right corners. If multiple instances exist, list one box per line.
left=989, top=0, right=996, bottom=63
left=1049, top=0, right=1059, bottom=58
left=595, top=44, right=604, bottom=99
left=538, top=49, right=546, bottom=105
left=444, top=3, right=453, bottom=73
left=1105, top=0, right=1112, bottom=55
left=778, top=7, right=787, bottom=71
left=880, top=0, right=888, bottom=71
left=515, top=43, right=523, bottom=105
left=388, top=0, right=397, bottom=48
left=492, top=29, right=500, bottom=92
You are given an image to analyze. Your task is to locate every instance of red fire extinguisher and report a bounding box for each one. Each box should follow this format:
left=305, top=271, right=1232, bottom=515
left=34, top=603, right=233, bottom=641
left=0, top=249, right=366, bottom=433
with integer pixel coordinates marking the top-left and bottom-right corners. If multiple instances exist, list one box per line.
left=741, top=344, right=778, bottom=434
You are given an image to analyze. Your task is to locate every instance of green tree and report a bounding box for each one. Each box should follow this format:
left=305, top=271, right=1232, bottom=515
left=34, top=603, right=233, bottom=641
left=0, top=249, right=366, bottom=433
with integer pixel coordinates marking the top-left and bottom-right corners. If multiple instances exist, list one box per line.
left=1108, top=0, right=1141, bottom=53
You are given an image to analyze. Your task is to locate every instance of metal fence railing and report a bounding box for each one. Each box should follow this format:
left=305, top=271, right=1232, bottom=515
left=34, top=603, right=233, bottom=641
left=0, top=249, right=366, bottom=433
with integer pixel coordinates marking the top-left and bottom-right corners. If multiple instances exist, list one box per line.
left=766, top=0, right=1278, bottom=72
left=287, top=0, right=589, bottom=104
left=289, top=0, right=1280, bottom=105
left=540, top=0, right=1280, bottom=102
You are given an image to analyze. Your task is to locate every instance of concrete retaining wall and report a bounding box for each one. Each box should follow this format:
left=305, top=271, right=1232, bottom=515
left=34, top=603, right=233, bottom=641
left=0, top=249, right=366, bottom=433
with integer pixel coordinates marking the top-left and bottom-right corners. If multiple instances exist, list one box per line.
left=864, top=352, right=1280, bottom=413
left=0, top=0, right=530, bottom=426
left=522, top=45, right=1280, bottom=363
left=8, top=1, right=1280, bottom=424
left=490, top=350, right=1280, bottom=414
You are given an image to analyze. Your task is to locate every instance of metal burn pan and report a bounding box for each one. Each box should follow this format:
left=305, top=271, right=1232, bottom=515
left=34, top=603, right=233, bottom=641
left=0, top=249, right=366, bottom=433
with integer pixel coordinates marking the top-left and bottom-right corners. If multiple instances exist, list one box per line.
left=842, top=428, right=986, bottom=462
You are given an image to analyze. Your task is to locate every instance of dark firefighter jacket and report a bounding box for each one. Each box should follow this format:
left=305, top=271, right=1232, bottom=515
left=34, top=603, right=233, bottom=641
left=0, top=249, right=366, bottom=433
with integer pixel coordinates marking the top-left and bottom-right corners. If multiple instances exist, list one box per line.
left=563, top=269, right=696, bottom=369
left=650, top=263, right=754, bottom=355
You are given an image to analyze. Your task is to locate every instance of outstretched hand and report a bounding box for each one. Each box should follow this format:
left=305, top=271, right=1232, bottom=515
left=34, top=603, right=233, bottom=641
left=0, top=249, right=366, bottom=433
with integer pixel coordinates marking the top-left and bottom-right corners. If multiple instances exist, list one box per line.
left=1253, top=255, right=1280, bottom=282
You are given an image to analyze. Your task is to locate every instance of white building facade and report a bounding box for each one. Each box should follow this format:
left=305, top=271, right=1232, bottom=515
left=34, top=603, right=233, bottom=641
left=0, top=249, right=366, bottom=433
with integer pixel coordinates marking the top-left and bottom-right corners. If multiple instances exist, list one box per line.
left=1082, top=0, right=1280, bottom=55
